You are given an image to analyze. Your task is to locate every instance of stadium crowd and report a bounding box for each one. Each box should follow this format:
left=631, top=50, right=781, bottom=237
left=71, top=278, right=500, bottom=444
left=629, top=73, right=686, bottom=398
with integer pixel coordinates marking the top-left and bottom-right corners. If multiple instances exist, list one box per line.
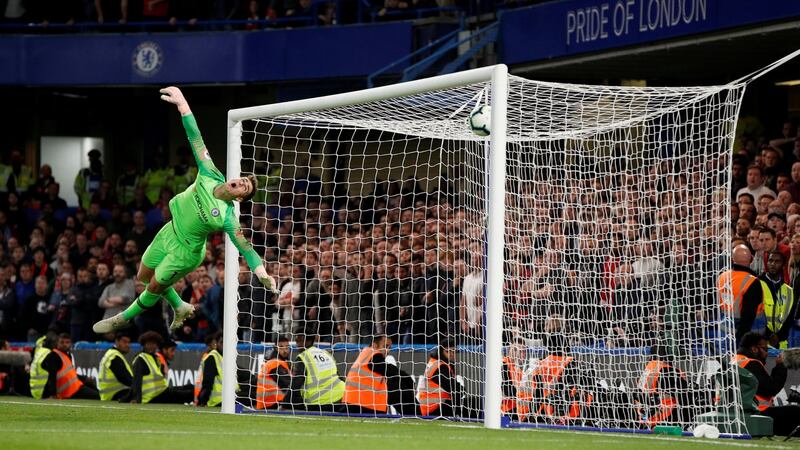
left=0, top=119, right=799, bottom=349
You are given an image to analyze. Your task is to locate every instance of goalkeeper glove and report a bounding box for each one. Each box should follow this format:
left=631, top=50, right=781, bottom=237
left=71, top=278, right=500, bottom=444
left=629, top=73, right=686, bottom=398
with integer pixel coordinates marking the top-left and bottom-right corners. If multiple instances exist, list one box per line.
left=255, top=266, right=279, bottom=295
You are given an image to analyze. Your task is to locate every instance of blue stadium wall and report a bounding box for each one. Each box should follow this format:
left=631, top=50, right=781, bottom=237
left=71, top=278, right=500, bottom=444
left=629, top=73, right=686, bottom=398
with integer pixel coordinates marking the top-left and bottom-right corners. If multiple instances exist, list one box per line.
left=0, top=22, right=414, bottom=85
left=1, top=0, right=799, bottom=86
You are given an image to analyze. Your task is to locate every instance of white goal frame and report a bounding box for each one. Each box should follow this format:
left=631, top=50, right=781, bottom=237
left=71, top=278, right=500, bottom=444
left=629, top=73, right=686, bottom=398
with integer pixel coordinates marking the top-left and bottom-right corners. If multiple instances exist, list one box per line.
left=222, top=65, right=509, bottom=429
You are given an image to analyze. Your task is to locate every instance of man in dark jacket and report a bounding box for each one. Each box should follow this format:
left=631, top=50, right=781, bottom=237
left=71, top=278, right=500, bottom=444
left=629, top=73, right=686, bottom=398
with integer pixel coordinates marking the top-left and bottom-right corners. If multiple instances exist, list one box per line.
left=21, top=275, right=52, bottom=341
left=67, top=268, right=97, bottom=341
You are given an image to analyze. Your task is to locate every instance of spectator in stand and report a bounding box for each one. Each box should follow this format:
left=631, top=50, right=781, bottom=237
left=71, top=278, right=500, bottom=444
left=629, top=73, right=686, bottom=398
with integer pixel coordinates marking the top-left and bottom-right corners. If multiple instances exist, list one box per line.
left=49, top=272, right=73, bottom=334
left=91, top=180, right=116, bottom=209
left=201, top=270, right=224, bottom=334
left=15, top=263, right=34, bottom=310
left=74, top=149, right=105, bottom=210
left=0, top=270, right=16, bottom=340
left=30, top=247, right=53, bottom=282
left=761, top=147, right=782, bottom=191
left=759, top=228, right=790, bottom=282
left=126, top=210, right=153, bottom=256
left=21, top=275, right=52, bottom=341
left=40, top=183, right=67, bottom=212
left=730, top=157, right=749, bottom=200
left=127, top=188, right=153, bottom=213
left=460, top=251, right=483, bottom=345
left=66, top=268, right=98, bottom=342
left=97, top=264, right=135, bottom=339
left=30, top=164, right=55, bottom=202
left=94, top=0, right=125, bottom=24
left=768, top=121, right=798, bottom=158
left=168, top=0, right=214, bottom=27
left=768, top=213, right=788, bottom=243
left=139, top=0, right=170, bottom=23
left=70, top=233, right=91, bottom=271
left=284, top=0, right=315, bottom=23
left=737, top=165, right=776, bottom=206
left=122, top=240, right=140, bottom=274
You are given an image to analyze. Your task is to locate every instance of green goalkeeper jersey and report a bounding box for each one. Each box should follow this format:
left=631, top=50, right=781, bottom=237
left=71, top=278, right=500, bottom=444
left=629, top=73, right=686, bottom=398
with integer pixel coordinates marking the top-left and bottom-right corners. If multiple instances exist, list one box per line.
left=168, top=113, right=262, bottom=271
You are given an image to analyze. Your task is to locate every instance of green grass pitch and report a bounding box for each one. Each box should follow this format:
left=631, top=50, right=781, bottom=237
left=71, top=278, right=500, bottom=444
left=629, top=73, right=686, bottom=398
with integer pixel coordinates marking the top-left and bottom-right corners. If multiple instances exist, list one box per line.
left=1, top=399, right=798, bottom=450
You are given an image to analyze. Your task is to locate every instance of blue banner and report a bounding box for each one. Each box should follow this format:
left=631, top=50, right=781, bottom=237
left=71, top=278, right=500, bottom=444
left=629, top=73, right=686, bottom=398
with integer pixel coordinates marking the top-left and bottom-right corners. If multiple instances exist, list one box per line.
left=0, top=23, right=412, bottom=85
left=501, top=0, right=800, bottom=64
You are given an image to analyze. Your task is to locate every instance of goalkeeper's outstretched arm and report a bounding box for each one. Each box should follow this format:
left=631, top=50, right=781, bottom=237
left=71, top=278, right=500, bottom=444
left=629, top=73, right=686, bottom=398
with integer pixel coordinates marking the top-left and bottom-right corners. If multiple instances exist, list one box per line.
left=160, top=86, right=220, bottom=176
left=224, top=210, right=279, bottom=294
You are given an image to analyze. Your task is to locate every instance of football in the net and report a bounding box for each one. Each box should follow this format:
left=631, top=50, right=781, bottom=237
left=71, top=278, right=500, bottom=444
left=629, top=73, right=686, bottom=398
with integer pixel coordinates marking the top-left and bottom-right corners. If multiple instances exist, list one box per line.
left=467, top=105, right=491, bottom=136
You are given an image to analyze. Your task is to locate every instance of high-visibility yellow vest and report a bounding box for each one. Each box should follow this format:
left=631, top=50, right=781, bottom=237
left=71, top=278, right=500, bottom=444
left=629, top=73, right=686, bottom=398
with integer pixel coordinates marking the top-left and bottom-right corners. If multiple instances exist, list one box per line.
left=11, top=165, right=34, bottom=191
left=171, top=166, right=197, bottom=195
left=298, top=347, right=344, bottom=405
left=98, top=348, right=132, bottom=401
left=195, top=350, right=224, bottom=407
left=142, top=168, right=173, bottom=203
left=29, top=343, right=51, bottom=399
left=135, top=352, right=168, bottom=403
left=761, top=282, right=794, bottom=348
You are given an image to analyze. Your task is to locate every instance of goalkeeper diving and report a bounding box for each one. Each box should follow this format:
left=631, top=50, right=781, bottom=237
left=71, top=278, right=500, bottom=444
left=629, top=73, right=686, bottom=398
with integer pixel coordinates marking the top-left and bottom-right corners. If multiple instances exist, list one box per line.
left=94, top=87, right=279, bottom=334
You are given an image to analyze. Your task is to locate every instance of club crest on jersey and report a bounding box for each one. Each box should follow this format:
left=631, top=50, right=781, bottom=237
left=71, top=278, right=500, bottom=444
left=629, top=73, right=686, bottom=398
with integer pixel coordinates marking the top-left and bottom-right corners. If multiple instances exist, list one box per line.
left=211, top=208, right=220, bottom=217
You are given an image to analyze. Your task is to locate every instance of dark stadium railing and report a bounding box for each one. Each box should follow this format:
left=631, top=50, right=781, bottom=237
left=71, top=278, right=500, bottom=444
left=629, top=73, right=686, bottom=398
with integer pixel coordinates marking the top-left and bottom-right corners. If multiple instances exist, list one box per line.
left=0, top=5, right=463, bottom=33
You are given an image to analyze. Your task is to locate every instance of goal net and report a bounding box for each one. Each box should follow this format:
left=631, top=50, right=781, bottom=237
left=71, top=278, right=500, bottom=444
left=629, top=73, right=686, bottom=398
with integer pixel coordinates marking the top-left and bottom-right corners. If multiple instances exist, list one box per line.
left=224, top=66, right=747, bottom=435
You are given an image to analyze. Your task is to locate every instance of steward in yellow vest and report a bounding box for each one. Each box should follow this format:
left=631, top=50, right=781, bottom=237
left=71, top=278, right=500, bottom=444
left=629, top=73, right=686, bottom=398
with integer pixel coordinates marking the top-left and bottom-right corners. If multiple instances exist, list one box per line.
left=131, top=333, right=194, bottom=404
left=287, top=327, right=345, bottom=412
left=29, top=333, right=55, bottom=399
left=130, top=331, right=168, bottom=404
left=758, top=251, right=797, bottom=349
left=195, top=332, right=228, bottom=407
left=98, top=333, right=133, bottom=401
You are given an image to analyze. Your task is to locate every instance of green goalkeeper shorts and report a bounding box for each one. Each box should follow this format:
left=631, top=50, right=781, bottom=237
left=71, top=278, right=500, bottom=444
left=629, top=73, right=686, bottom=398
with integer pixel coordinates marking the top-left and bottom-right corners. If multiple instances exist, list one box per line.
left=141, top=221, right=206, bottom=286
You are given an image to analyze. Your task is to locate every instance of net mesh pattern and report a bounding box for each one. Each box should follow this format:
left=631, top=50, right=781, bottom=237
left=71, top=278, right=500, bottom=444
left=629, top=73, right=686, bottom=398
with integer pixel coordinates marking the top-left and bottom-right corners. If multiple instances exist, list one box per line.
left=230, top=75, right=745, bottom=433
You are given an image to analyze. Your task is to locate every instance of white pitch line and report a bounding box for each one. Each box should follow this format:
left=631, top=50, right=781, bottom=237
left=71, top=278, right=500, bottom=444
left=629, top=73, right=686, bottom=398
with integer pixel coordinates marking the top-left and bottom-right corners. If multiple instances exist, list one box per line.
left=511, top=429, right=794, bottom=450
left=0, top=399, right=218, bottom=415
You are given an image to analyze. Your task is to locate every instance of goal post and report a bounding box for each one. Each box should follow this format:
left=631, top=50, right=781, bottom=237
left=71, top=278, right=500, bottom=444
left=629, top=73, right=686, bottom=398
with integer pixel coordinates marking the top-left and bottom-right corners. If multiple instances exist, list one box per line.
left=223, top=66, right=506, bottom=428
left=221, top=64, right=754, bottom=435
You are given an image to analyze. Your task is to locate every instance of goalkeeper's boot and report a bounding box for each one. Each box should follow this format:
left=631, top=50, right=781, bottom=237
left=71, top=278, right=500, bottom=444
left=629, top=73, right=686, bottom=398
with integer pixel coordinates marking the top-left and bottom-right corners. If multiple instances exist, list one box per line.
left=170, top=302, right=196, bottom=331
left=93, top=313, right=129, bottom=334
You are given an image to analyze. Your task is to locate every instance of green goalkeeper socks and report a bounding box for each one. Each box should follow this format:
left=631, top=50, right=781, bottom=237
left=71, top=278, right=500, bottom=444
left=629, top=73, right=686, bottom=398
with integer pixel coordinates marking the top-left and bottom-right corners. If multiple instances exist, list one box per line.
left=121, top=289, right=162, bottom=321
left=162, top=287, right=185, bottom=310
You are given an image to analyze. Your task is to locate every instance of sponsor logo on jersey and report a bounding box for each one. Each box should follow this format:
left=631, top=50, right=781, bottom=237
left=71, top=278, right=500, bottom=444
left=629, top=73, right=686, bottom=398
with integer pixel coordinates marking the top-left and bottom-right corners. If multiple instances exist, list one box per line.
left=194, top=193, right=209, bottom=223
